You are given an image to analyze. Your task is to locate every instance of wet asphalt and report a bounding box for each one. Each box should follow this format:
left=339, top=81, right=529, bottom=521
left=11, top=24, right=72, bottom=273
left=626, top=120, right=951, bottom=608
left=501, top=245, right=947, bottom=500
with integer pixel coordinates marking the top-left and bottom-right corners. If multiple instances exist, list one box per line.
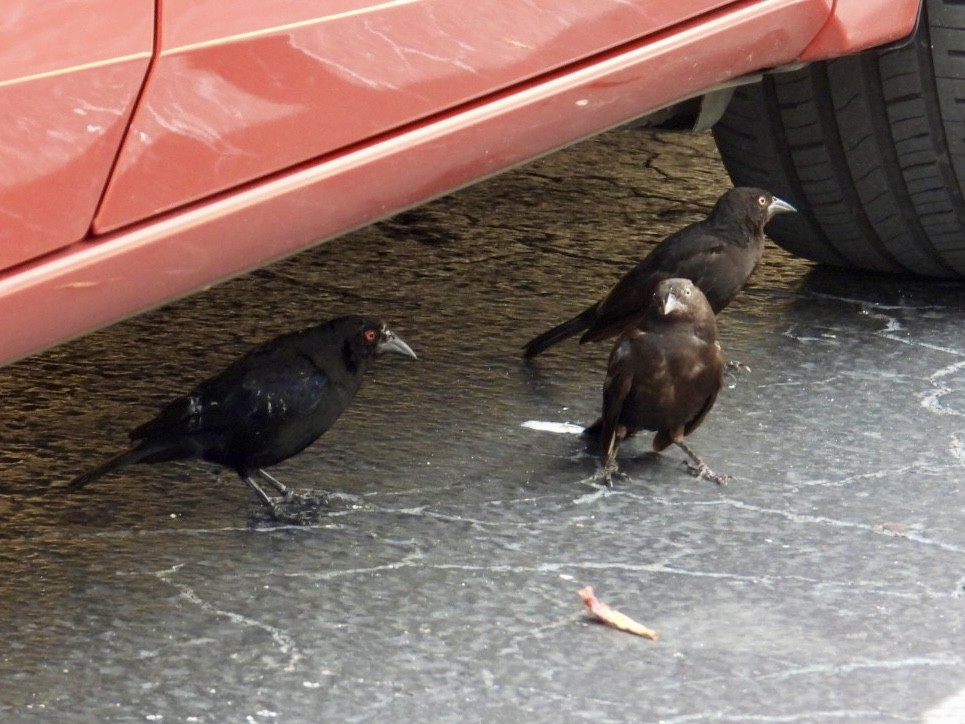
left=1, top=130, right=964, bottom=723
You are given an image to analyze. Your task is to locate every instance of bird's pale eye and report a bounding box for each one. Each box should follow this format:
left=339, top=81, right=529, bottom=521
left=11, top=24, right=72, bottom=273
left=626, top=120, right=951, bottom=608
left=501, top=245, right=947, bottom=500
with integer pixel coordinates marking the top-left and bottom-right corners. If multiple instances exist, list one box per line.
left=684, top=287, right=692, bottom=296
left=758, top=195, right=767, bottom=206
left=363, top=329, right=378, bottom=343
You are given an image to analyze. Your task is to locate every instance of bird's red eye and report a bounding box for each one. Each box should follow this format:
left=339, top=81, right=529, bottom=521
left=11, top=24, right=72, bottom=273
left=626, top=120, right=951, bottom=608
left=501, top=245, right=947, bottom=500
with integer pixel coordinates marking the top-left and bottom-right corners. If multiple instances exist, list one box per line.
left=363, top=329, right=378, bottom=343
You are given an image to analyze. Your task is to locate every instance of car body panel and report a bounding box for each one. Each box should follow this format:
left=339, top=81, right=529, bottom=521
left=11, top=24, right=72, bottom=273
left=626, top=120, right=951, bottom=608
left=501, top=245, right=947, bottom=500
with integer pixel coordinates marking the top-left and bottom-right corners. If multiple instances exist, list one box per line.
left=800, top=0, right=921, bottom=60
left=94, top=0, right=738, bottom=232
left=0, top=0, right=153, bottom=267
left=1, top=0, right=836, bottom=365
left=0, top=0, right=924, bottom=366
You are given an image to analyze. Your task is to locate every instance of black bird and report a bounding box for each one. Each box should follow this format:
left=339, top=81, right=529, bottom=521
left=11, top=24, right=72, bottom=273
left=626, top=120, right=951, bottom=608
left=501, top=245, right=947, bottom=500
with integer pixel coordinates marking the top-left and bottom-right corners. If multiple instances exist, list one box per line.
left=66, top=315, right=416, bottom=517
left=522, top=187, right=794, bottom=358
left=584, top=278, right=726, bottom=486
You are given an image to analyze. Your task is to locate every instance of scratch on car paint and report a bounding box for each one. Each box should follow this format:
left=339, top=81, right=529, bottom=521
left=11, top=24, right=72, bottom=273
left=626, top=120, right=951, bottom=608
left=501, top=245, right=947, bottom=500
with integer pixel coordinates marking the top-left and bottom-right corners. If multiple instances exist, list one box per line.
left=504, top=38, right=535, bottom=50
left=362, top=20, right=481, bottom=78
left=166, top=0, right=423, bottom=56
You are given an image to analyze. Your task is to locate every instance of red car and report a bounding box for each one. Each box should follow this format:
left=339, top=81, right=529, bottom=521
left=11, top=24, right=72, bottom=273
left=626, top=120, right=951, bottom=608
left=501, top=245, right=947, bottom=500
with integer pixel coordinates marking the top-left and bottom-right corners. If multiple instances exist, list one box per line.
left=1, top=0, right=947, bottom=368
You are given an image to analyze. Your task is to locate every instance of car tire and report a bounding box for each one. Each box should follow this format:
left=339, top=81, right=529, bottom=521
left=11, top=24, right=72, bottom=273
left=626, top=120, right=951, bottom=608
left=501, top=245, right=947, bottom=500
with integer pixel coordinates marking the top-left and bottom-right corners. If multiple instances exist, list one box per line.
left=712, top=0, right=965, bottom=279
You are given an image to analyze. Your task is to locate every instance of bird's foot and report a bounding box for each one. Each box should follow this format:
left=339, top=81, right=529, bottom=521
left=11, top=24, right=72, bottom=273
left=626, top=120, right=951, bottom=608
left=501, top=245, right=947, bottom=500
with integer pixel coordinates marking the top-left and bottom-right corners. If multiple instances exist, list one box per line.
left=261, top=490, right=330, bottom=525
left=264, top=497, right=325, bottom=525
left=243, top=473, right=327, bottom=524
left=280, top=488, right=318, bottom=504
left=725, top=360, right=751, bottom=374
left=675, top=441, right=729, bottom=486
left=682, top=460, right=730, bottom=486
left=725, top=361, right=751, bottom=387
left=600, top=464, right=629, bottom=488
left=268, top=508, right=319, bottom=525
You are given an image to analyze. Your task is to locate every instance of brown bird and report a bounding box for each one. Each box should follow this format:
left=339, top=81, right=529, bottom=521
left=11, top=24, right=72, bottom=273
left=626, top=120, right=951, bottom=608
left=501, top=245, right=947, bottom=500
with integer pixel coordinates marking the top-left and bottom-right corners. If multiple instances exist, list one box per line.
left=584, top=278, right=726, bottom=486
left=522, top=187, right=794, bottom=358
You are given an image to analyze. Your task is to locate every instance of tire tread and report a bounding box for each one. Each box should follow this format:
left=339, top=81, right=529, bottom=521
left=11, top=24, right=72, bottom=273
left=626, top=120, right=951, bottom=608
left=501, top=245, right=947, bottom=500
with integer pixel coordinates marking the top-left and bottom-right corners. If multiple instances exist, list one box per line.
left=712, top=0, right=965, bottom=277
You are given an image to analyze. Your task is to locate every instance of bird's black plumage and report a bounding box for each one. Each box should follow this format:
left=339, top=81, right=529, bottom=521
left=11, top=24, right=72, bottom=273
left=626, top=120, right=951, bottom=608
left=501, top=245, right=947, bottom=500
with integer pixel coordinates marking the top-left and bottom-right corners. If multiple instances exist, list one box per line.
left=66, top=315, right=416, bottom=517
left=522, top=187, right=794, bottom=358
left=584, top=278, right=726, bottom=486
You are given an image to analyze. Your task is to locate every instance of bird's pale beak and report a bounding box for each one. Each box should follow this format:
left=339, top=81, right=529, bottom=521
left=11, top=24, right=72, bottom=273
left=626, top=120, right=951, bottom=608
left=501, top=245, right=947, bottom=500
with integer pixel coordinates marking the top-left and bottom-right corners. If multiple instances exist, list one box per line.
left=377, top=330, right=417, bottom=359
left=767, top=197, right=796, bottom=218
left=661, top=290, right=683, bottom=316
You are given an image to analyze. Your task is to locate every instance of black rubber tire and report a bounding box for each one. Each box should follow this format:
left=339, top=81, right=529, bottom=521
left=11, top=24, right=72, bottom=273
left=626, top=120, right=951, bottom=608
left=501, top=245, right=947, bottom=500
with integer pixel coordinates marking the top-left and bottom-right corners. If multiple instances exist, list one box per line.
left=712, top=0, right=965, bottom=279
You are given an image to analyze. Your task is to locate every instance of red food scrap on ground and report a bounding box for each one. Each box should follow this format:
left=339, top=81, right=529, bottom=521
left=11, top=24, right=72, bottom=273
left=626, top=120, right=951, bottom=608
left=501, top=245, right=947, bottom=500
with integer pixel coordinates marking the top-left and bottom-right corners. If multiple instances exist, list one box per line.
left=578, top=586, right=659, bottom=640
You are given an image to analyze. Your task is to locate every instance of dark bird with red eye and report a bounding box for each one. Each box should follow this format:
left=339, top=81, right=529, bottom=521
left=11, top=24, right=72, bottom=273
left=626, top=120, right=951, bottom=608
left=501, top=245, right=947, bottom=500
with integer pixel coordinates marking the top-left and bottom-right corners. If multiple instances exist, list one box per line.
left=65, top=315, right=416, bottom=519
left=584, top=278, right=726, bottom=486
left=522, top=187, right=795, bottom=359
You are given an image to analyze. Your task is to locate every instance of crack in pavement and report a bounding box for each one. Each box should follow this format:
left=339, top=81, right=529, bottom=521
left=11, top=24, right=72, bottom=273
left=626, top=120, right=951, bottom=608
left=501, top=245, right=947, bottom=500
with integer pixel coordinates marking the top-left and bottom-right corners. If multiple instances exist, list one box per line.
left=154, top=563, right=304, bottom=672
left=693, top=498, right=965, bottom=554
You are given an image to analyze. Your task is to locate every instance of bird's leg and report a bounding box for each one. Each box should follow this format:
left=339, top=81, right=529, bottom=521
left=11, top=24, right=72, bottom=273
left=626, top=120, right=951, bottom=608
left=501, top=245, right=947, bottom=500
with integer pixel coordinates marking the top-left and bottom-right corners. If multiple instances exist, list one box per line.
left=240, top=474, right=283, bottom=516
left=600, top=438, right=629, bottom=488
left=242, top=472, right=323, bottom=524
left=598, top=427, right=625, bottom=488
left=676, top=441, right=729, bottom=486
left=256, top=469, right=319, bottom=505
left=255, top=469, right=292, bottom=498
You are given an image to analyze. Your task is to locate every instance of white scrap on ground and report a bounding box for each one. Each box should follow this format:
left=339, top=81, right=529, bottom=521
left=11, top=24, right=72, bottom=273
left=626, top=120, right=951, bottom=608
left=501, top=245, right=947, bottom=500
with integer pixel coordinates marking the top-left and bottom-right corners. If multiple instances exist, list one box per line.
left=521, top=420, right=585, bottom=435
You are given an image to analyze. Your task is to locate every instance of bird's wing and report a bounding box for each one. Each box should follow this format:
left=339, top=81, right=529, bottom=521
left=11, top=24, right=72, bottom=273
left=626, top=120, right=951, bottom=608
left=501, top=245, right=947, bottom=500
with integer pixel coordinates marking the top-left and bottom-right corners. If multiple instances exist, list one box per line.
left=645, top=228, right=728, bottom=285
left=131, top=347, right=329, bottom=441
left=221, top=353, right=331, bottom=434
left=598, top=338, right=639, bottom=463
left=681, top=340, right=725, bottom=437
left=584, top=227, right=724, bottom=342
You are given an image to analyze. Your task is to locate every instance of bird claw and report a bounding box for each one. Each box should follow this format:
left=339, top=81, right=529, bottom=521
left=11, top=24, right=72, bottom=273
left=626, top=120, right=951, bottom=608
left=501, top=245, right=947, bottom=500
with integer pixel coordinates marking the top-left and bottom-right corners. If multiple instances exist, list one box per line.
left=261, top=490, right=329, bottom=525
left=272, top=510, right=319, bottom=525
left=682, top=460, right=730, bottom=486
left=281, top=489, right=314, bottom=503
left=265, top=502, right=321, bottom=525
left=725, top=361, right=751, bottom=387
left=601, top=465, right=629, bottom=488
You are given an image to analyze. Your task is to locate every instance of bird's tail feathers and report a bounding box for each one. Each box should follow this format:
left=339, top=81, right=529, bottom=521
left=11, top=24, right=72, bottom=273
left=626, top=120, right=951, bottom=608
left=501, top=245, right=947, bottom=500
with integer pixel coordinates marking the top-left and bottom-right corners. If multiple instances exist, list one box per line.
left=522, top=307, right=596, bottom=359
left=581, top=418, right=603, bottom=439
left=65, top=442, right=168, bottom=491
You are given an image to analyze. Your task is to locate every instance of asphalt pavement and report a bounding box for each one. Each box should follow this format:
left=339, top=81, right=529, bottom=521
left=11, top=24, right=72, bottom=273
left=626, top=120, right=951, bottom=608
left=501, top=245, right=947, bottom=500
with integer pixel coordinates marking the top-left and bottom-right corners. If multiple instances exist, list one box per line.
left=1, top=130, right=964, bottom=723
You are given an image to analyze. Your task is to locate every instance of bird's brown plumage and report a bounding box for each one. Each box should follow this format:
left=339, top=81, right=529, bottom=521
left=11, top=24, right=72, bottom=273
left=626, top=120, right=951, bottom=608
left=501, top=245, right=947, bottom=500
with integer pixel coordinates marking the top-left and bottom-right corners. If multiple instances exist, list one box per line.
left=586, top=278, right=726, bottom=485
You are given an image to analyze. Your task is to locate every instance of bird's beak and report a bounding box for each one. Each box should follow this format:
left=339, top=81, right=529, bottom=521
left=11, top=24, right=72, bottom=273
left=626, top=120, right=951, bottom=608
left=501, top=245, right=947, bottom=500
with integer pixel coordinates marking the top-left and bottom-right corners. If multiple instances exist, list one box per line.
left=377, top=329, right=417, bottom=359
left=767, top=197, right=796, bottom=218
left=661, top=290, right=683, bottom=316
